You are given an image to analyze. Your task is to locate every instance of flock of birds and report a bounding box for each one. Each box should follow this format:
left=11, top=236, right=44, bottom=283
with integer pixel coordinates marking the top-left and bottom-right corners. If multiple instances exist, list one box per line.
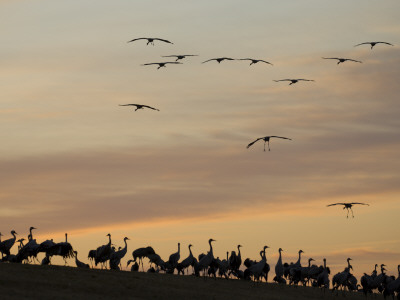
left=121, top=36, right=394, bottom=153
left=120, top=36, right=390, bottom=218
left=0, top=228, right=399, bottom=298
left=3, top=27, right=396, bottom=297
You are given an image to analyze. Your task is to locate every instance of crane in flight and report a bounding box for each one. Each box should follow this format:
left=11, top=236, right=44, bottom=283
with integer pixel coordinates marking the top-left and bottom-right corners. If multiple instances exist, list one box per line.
left=238, top=58, right=273, bottom=66
left=119, top=104, right=160, bottom=111
left=247, top=136, right=292, bottom=152
left=327, top=202, right=369, bottom=218
left=161, top=55, right=198, bottom=61
left=354, top=41, right=393, bottom=49
left=273, top=79, right=314, bottom=85
left=202, top=57, right=234, bottom=64
left=142, top=62, right=182, bottom=69
left=322, top=57, right=362, bottom=64
left=127, top=38, right=173, bottom=45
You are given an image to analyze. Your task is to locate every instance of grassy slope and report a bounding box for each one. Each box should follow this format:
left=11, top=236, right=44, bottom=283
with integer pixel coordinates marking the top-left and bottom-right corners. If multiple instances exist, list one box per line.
left=0, top=263, right=366, bottom=300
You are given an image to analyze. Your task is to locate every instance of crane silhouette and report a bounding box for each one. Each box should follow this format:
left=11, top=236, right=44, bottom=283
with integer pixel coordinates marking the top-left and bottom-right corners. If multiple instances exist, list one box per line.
left=74, top=251, right=90, bottom=269
left=327, top=202, right=369, bottom=218
left=239, top=58, right=273, bottom=66
left=162, top=55, right=198, bottom=61
left=202, top=57, right=234, bottom=64
left=354, top=41, right=393, bottom=49
left=127, top=38, right=173, bottom=45
left=275, top=248, right=284, bottom=281
left=322, top=57, right=362, bottom=64
left=274, top=79, right=314, bottom=85
left=119, top=104, right=160, bottom=111
left=142, top=62, right=182, bottom=69
left=247, top=136, right=292, bottom=152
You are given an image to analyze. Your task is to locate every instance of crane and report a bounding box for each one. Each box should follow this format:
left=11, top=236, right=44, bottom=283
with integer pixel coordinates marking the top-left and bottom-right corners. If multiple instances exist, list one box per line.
left=74, top=251, right=90, bottom=268
left=161, top=54, right=198, bottom=61
left=274, top=79, right=314, bottom=85
left=142, top=62, right=182, bottom=69
left=238, top=58, right=273, bottom=66
left=322, top=57, right=362, bottom=64
left=202, top=57, right=234, bottom=64
left=354, top=41, right=393, bottom=49
left=127, top=38, right=173, bottom=45
left=247, top=136, right=292, bottom=152
left=327, top=202, right=369, bottom=218
left=119, top=104, right=160, bottom=111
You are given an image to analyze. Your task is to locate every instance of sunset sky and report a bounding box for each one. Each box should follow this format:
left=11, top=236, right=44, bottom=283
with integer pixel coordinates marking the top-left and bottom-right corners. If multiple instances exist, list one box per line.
left=1, top=0, right=399, bottom=277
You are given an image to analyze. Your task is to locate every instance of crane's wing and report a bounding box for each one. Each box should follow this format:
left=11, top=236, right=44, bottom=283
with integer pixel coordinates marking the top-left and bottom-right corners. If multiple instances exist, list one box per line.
left=270, top=136, right=292, bottom=140
left=349, top=202, right=369, bottom=206
left=326, top=203, right=346, bottom=207
left=202, top=58, right=216, bottom=63
left=222, top=57, right=235, bottom=60
left=119, top=104, right=138, bottom=107
left=273, top=79, right=291, bottom=82
left=142, top=105, right=160, bottom=111
left=347, top=59, right=362, bottom=63
left=162, top=55, right=178, bottom=58
left=165, top=62, right=183, bottom=64
left=354, top=42, right=371, bottom=47
left=298, top=79, right=314, bottom=81
left=127, top=38, right=146, bottom=43
left=142, top=63, right=159, bottom=66
left=246, top=138, right=263, bottom=149
left=153, top=38, right=173, bottom=44
left=376, top=42, right=394, bottom=46
left=258, top=60, right=273, bottom=65
left=322, top=57, right=340, bottom=60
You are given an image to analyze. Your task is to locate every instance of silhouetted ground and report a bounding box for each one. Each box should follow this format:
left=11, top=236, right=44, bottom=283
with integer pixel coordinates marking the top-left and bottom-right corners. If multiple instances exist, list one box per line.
left=0, top=263, right=367, bottom=299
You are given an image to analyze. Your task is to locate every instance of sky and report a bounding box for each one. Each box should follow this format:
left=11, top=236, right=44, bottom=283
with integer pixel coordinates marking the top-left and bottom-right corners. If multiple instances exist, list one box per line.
left=1, top=0, right=400, bottom=277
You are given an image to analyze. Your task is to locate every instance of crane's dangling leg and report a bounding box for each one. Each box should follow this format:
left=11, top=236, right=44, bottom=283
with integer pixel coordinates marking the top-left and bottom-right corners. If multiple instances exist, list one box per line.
left=351, top=208, right=354, bottom=218
left=264, top=142, right=266, bottom=152
left=268, top=141, right=271, bottom=151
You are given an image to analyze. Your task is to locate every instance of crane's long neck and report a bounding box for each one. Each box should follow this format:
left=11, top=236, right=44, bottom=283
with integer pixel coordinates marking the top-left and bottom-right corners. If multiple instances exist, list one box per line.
left=278, top=250, right=282, bottom=263
left=209, top=240, right=214, bottom=257
left=226, top=252, right=229, bottom=261
left=374, top=264, right=378, bottom=272
left=237, top=246, right=241, bottom=258
left=308, top=259, right=312, bottom=267
left=108, top=235, right=111, bottom=245
left=178, top=243, right=180, bottom=255
left=65, top=233, right=68, bottom=243
left=397, top=265, right=400, bottom=277
left=189, top=245, right=193, bottom=257
left=296, top=251, right=302, bottom=265
left=323, top=259, right=326, bottom=269
left=29, top=228, right=34, bottom=240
